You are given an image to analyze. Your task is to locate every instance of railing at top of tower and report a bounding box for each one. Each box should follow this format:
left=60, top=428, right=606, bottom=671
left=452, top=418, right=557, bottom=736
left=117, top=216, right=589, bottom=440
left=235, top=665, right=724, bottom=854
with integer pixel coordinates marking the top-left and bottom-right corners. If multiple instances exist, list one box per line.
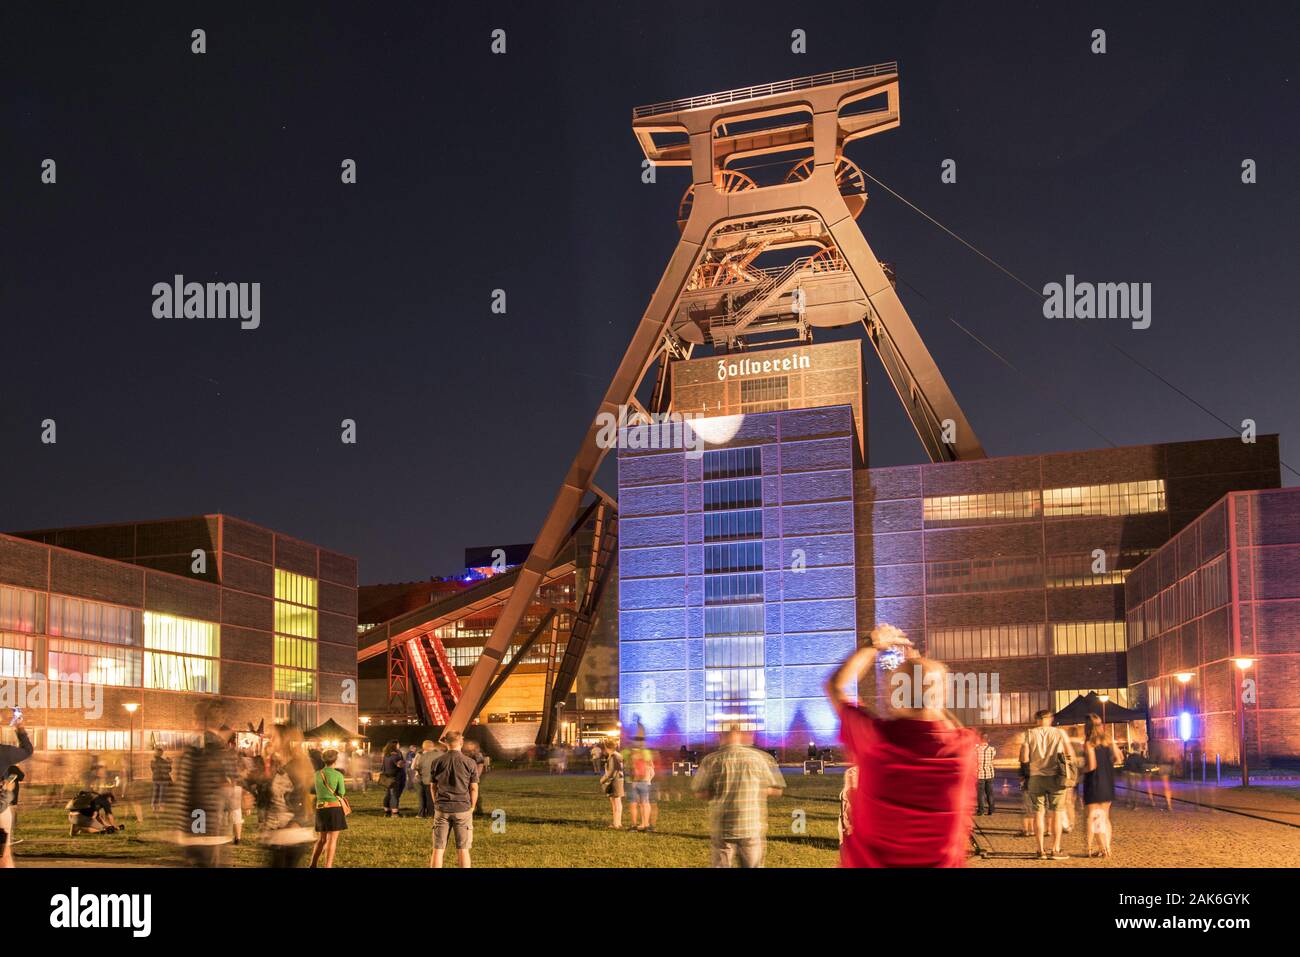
left=632, top=62, right=898, bottom=119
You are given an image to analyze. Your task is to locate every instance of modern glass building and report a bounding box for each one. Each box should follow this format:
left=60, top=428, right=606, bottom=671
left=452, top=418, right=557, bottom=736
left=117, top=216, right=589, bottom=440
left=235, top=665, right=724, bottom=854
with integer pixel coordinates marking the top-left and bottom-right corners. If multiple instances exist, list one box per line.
left=0, top=515, right=357, bottom=781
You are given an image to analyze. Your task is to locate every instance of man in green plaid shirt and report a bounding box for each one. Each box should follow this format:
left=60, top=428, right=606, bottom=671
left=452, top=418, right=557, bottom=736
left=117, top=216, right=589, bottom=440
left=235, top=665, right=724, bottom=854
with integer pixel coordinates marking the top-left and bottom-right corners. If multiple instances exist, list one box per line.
left=692, top=726, right=786, bottom=867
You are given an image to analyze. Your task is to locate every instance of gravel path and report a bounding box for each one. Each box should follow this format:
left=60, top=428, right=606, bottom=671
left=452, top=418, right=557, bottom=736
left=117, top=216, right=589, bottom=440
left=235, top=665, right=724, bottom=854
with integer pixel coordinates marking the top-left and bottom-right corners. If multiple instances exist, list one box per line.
left=967, top=792, right=1300, bottom=868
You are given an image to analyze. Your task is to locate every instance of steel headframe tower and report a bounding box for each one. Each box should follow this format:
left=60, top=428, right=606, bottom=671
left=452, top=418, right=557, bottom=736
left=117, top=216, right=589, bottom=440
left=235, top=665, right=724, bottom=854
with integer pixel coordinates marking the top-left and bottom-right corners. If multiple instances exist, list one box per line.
left=446, top=62, right=985, bottom=735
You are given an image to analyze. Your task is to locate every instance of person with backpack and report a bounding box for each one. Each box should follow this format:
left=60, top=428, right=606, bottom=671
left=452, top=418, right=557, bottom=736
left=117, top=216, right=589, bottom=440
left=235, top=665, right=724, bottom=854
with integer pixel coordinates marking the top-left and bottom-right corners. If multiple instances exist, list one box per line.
left=1019, top=709, right=1075, bottom=860
left=310, top=748, right=349, bottom=868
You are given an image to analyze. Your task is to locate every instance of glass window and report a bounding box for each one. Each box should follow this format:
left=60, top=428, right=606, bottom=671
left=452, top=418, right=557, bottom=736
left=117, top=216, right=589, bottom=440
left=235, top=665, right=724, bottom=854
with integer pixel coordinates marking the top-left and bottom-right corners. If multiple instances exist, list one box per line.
left=926, top=556, right=1043, bottom=594
left=49, top=639, right=142, bottom=687
left=0, top=633, right=37, bottom=678
left=703, top=573, right=764, bottom=605
left=702, top=446, right=762, bottom=480
left=703, top=478, right=763, bottom=512
left=703, top=509, right=763, bottom=542
left=144, top=612, right=218, bottom=657
left=274, top=568, right=318, bottom=607
left=704, top=542, right=763, bottom=574
left=923, top=490, right=1040, bottom=526
left=0, top=585, right=45, bottom=634
left=1043, top=480, right=1166, bottom=518
left=929, top=624, right=1046, bottom=660
left=146, top=651, right=218, bottom=693
left=1051, top=621, right=1127, bottom=655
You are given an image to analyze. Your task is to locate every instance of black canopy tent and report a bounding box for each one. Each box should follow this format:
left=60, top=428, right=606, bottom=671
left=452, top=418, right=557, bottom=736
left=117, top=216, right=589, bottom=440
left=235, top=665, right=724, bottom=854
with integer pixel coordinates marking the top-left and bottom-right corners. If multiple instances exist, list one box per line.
left=1053, top=692, right=1146, bottom=726
left=303, top=718, right=363, bottom=745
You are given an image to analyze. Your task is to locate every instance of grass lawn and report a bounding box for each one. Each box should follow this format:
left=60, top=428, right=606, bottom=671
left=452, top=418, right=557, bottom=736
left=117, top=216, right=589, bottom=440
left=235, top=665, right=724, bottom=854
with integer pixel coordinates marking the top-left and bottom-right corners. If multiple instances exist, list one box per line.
left=11, top=770, right=844, bottom=868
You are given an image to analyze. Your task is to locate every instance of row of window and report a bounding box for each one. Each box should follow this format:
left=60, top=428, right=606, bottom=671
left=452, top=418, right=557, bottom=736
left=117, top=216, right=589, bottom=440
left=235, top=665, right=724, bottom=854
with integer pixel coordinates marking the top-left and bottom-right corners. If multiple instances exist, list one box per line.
left=704, top=573, right=764, bottom=605
left=1128, top=554, right=1229, bottom=645
left=704, top=604, right=765, bottom=637
left=702, top=446, right=762, bottom=480
left=0, top=586, right=43, bottom=634
left=703, top=478, right=763, bottom=512
left=923, top=480, right=1167, bottom=526
left=274, top=568, right=318, bottom=608
left=704, top=542, right=764, bottom=574
left=703, top=509, right=763, bottom=542
left=39, top=639, right=219, bottom=693
left=738, top=376, right=789, bottom=407
left=929, top=621, right=1126, bottom=660
left=444, top=643, right=568, bottom=668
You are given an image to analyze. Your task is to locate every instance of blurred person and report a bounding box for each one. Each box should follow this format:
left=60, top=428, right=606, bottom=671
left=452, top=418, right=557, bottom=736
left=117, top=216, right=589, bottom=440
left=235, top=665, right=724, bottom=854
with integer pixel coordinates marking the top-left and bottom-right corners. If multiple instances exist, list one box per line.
left=380, top=741, right=406, bottom=817
left=262, top=722, right=315, bottom=868
left=599, top=737, right=625, bottom=828
left=82, top=752, right=106, bottom=791
left=1082, top=714, right=1123, bottom=858
left=172, top=699, right=236, bottom=866
left=0, top=709, right=33, bottom=868
left=412, top=740, right=439, bottom=818
left=590, top=741, right=605, bottom=776
left=825, top=626, right=978, bottom=868
left=67, top=788, right=122, bottom=835
left=349, top=747, right=370, bottom=792
left=975, top=732, right=997, bottom=816
left=691, top=725, right=785, bottom=868
left=405, top=743, right=419, bottom=789
left=429, top=731, right=480, bottom=868
left=1019, top=760, right=1036, bottom=837
left=1019, top=708, right=1075, bottom=861
left=629, top=735, right=656, bottom=831
left=837, top=764, right=859, bottom=847
left=463, top=740, right=487, bottom=817
left=224, top=736, right=245, bottom=845
left=310, top=748, right=348, bottom=868
left=150, top=748, right=173, bottom=811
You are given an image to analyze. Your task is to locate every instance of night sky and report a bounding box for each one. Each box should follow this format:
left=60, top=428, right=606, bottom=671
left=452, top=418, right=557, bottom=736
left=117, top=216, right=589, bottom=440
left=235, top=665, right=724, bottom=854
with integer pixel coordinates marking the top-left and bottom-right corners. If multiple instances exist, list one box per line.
left=3, top=2, right=1297, bottom=583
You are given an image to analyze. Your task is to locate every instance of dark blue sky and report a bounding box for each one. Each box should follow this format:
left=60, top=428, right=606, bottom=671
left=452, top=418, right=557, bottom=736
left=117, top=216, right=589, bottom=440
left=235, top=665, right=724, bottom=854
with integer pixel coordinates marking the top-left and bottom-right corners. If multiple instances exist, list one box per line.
left=3, top=1, right=1297, bottom=582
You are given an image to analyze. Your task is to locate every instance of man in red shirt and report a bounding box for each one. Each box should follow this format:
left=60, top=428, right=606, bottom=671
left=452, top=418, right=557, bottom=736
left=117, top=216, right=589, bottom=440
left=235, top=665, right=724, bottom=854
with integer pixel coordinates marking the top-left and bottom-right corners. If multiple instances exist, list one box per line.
left=825, top=625, right=978, bottom=867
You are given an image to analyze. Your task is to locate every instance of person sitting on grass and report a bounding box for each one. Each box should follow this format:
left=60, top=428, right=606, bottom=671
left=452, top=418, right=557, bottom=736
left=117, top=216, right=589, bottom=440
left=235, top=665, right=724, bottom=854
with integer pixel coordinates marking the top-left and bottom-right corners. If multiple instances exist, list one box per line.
left=67, top=789, right=123, bottom=835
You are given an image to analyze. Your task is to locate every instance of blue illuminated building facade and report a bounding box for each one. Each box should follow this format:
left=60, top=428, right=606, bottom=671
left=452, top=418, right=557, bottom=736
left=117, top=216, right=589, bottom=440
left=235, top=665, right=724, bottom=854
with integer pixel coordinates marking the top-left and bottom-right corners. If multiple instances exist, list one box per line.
left=617, top=405, right=859, bottom=751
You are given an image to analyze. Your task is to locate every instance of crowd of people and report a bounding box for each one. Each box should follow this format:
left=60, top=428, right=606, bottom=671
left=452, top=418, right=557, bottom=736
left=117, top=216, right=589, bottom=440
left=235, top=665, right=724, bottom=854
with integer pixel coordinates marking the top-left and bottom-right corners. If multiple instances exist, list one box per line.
left=0, top=620, right=1171, bottom=870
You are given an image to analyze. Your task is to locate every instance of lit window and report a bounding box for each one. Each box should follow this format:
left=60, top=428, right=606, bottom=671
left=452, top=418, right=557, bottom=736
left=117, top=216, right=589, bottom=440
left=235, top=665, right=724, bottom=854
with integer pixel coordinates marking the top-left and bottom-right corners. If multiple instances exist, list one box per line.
left=923, top=490, right=1039, bottom=525
left=1043, top=480, right=1165, bottom=518
left=929, top=624, right=1046, bottom=659
left=1051, top=621, right=1126, bottom=655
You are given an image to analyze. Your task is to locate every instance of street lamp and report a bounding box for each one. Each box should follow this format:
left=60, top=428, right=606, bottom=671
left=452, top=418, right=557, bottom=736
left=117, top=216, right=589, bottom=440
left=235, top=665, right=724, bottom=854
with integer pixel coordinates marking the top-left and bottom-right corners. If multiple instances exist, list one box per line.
left=1175, top=673, right=1195, bottom=778
left=123, top=702, right=140, bottom=786
left=1234, top=658, right=1255, bottom=787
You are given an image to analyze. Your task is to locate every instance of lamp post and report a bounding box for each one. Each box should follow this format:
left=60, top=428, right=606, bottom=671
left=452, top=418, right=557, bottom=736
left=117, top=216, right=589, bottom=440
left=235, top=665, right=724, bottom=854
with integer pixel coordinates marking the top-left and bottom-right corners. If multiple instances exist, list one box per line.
left=123, top=702, right=140, bottom=786
left=1234, top=658, right=1255, bottom=787
left=1097, top=693, right=1110, bottom=741
left=1175, top=673, right=1194, bottom=778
